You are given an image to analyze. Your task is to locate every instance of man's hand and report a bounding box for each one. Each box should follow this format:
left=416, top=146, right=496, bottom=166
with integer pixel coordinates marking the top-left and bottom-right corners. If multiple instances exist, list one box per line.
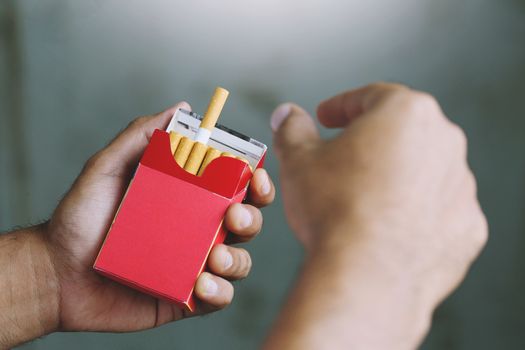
left=0, top=102, right=275, bottom=348
left=265, top=83, right=487, bottom=349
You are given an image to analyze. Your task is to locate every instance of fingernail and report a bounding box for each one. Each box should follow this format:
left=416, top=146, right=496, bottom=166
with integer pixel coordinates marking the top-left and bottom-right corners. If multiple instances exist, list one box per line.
left=271, top=103, right=292, bottom=132
left=259, top=170, right=271, bottom=196
left=223, top=250, right=233, bottom=270
left=203, top=277, right=218, bottom=296
left=238, top=205, right=253, bottom=229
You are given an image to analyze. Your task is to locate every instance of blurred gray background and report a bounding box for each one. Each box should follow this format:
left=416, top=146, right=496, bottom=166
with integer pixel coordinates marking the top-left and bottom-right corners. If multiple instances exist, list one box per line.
left=1, top=0, right=524, bottom=349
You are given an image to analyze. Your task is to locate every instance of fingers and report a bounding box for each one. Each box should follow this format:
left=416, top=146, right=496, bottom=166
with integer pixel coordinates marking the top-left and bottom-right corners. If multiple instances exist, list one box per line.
left=316, top=82, right=409, bottom=128
left=194, top=211, right=258, bottom=312
left=84, top=101, right=191, bottom=178
left=271, top=103, right=320, bottom=159
left=224, top=203, right=263, bottom=243
left=208, top=244, right=252, bottom=280
left=247, top=169, right=275, bottom=208
left=194, top=272, right=234, bottom=308
left=195, top=244, right=253, bottom=310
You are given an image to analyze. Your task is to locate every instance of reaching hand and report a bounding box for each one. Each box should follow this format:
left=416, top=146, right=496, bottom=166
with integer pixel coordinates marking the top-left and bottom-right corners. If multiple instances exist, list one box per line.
left=266, top=83, right=487, bottom=349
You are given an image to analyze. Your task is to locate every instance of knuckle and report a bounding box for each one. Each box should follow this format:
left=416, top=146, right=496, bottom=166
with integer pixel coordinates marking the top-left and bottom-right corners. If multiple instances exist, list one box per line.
left=368, top=82, right=389, bottom=90
left=369, top=81, right=409, bottom=93
left=84, top=151, right=104, bottom=170
left=128, top=115, right=148, bottom=129
left=400, top=91, right=440, bottom=117
left=413, top=91, right=439, bottom=108
left=449, top=123, right=468, bottom=150
left=380, top=91, right=445, bottom=138
left=466, top=208, right=489, bottom=256
left=473, top=213, right=489, bottom=249
left=374, top=88, right=407, bottom=108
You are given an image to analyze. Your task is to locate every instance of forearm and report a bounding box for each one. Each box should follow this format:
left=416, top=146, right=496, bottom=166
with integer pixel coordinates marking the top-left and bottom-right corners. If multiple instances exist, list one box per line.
left=264, top=231, right=433, bottom=350
left=0, top=224, right=60, bottom=349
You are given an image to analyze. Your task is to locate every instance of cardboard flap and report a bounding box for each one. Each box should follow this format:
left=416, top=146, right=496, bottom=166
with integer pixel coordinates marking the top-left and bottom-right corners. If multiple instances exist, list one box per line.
left=95, top=164, right=234, bottom=309
left=141, top=130, right=252, bottom=198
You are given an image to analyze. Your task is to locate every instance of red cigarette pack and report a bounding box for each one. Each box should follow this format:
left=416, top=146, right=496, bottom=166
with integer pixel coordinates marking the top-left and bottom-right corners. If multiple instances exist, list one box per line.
left=94, top=108, right=267, bottom=311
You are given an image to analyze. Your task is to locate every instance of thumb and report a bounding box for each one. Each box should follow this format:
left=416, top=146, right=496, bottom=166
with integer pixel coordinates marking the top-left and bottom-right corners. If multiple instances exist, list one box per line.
left=84, top=101, right=190, bottom=179
left=271, top=103, right=320, bottom=159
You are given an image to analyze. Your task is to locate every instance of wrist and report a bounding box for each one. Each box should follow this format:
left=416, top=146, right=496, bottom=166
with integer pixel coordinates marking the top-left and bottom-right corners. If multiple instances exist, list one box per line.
left=32, top=223, right=62, bottom=334
left=0, top=224, right=61, bottom=348
left=305, top=225, right=435, bottom=348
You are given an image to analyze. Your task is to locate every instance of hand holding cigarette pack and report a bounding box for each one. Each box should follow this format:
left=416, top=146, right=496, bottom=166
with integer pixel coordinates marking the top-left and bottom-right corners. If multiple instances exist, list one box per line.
left=94, top=87, right=267, bottom=311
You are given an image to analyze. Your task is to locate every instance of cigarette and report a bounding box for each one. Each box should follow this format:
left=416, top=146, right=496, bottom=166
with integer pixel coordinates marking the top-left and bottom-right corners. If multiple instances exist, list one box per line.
left=197, top=148, right=222, bottom=176
left=194, top=87, right=229, bottom=144
left=173, top=87, right=229, bottom=175
left=185, top=86, right=228, bottom=173
left=184, top=143, right=208, bottom=175
left=174, top=137, right=195, bottom=168
left=169, top=131, right=183, bottom=155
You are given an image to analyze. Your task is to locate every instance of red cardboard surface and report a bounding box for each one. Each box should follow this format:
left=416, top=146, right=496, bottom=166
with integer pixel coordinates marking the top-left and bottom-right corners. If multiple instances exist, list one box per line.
left=142, top=130, right=253, bottom=198
left=94, top=130, right=261, bottom=311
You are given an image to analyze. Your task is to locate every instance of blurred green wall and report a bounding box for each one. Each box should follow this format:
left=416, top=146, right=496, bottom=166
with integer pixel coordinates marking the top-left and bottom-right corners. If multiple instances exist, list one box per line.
left=1, top=0, right=524, bottom=349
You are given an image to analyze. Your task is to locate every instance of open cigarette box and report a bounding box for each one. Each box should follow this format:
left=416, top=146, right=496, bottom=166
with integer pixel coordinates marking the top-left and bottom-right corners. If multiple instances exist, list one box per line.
left=94, top=108, right=267, bottom=311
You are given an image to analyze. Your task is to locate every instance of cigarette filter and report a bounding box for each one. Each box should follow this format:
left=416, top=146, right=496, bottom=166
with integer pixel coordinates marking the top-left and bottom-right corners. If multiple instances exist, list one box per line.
left=194, top=87, right=229, bottom=144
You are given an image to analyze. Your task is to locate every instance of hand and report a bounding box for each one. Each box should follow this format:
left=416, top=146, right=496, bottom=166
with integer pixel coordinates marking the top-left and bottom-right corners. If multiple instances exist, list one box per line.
left=267, top=83, right=487, bottom=348
left=45, top=102, right=275, bottom=332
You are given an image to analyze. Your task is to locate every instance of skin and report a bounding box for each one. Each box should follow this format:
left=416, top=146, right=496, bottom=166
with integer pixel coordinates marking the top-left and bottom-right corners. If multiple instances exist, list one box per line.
left=0, top=102, right=275, bottom=349
left=1, top=82, right=488, bottom=349
left=264, top=83, right=488, bottom=349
